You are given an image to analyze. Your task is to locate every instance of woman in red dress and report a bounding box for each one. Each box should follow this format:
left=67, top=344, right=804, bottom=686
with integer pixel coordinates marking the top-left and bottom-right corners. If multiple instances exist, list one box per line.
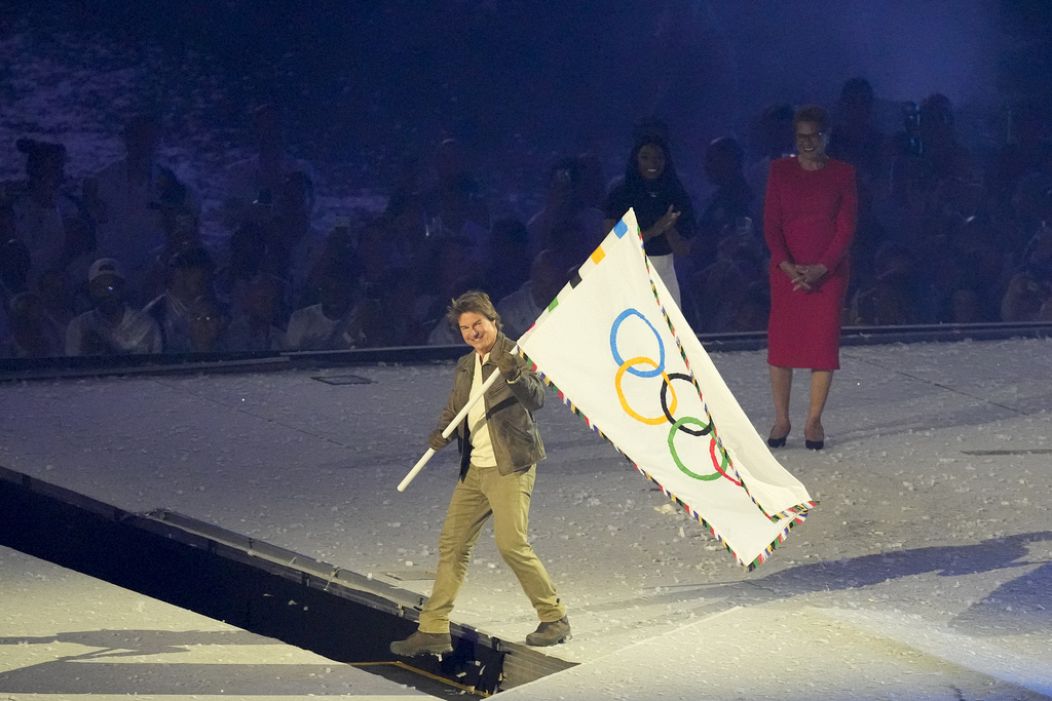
left=763, top=105, right=857, bottom=450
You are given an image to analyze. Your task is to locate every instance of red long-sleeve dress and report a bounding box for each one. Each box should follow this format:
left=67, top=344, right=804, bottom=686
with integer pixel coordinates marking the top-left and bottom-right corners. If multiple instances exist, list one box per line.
left=764, top=157, right=857, bottom=370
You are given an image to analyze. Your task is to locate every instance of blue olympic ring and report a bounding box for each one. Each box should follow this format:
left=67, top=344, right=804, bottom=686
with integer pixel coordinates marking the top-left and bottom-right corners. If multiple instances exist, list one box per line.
left=609, top=308, right=665, bottom=378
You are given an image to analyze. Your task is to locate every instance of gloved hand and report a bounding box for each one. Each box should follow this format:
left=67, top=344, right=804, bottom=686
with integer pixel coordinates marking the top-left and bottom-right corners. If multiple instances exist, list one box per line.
left=428, top=430, right=447, bottom=451
left=493, top=347, right=522, bottom=381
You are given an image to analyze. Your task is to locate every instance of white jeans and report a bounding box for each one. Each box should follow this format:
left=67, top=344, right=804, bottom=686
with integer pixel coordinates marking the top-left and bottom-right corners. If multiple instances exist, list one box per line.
left=647, top=253, right=681, bottom=308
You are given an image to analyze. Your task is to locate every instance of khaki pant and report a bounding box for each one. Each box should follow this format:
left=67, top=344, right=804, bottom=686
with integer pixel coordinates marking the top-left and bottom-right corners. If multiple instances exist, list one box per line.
left=418, top=464, right=566, bottom=634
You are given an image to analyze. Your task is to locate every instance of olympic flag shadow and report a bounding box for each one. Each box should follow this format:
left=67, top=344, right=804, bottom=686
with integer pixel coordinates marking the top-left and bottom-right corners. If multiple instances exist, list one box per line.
left=948, top=560, right=1052, bottom=636
left=575, top=531, right=1052, bottom=637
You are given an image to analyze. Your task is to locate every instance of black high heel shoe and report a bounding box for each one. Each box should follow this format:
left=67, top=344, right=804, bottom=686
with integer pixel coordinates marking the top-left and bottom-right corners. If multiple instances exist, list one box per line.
left=767, top=425, right=790, bottom=448
left=804, top=425, right=825, bottom=450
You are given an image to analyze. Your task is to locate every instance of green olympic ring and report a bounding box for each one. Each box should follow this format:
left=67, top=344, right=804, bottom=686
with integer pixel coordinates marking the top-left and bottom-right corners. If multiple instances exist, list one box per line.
left=667, top=417, right=742, bottom=486
left=667, top=417, right=722, bottom=481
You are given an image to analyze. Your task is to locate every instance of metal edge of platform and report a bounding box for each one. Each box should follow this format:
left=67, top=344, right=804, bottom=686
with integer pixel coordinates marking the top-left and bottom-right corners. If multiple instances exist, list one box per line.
left=136, top=509, right=580, bottom=688
left=2, top=322, right=1050, bottom=382
left=0, top=463, right=577, bottom=691
left=133, top=510, right=579, bottom=688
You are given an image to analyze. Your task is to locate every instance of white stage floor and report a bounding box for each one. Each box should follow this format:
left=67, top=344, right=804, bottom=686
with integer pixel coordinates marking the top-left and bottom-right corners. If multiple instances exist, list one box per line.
left=2, top=337, right=1051, bottom=699
left=0, top=545, right=429, bottom=700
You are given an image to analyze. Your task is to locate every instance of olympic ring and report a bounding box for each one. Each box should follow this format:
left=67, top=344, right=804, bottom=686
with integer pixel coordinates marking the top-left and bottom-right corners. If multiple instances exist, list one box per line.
left=660, top=373, right=711, bottom=436
left=610, top=308, right=664, bottom=378
left=609, top=308, right=741, bottom=487
left=615, top=357, right=678, bottom=425
left=708, top=435, right=741, bottom=486
left=668, top=418, right=721, bottom=481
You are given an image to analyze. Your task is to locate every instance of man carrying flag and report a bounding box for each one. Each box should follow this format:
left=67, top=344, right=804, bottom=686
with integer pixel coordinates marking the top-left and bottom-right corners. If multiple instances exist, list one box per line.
left=390, top=291, right=571, bottom=657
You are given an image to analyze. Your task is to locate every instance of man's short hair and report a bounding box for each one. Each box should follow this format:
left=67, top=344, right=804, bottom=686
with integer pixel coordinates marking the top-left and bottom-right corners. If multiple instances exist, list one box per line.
left=793, top=105, right=829, bottom=132
left=840, top=77, right=874, bottom=104
left=446, top=290, right=501, bottom=331
left=167, top=245, right=214, bottom=272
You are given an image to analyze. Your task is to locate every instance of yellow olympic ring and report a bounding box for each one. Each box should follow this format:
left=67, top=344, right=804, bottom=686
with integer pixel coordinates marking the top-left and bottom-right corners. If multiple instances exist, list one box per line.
left=615, top=356, right=678, bottom=425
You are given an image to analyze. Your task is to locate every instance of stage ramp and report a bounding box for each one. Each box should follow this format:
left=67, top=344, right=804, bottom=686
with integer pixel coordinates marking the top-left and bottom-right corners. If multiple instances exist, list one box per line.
left=1, top=464, right=575, bottom=697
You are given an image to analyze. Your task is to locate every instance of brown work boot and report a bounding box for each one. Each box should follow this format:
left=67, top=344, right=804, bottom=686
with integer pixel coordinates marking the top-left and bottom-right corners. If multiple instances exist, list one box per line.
left=390, top=630, right=453, bottom=657
left=525, top=616, right=571, bottom=646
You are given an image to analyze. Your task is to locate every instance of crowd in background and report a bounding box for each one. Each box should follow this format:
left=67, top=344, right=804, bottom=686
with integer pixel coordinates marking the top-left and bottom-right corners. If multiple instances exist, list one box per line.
left=2, top=78, right=1051, bottom=359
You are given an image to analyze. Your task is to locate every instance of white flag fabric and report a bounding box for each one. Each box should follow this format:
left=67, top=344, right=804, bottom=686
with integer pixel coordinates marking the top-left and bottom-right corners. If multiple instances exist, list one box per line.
left=518, top=209, right=814, bottom=569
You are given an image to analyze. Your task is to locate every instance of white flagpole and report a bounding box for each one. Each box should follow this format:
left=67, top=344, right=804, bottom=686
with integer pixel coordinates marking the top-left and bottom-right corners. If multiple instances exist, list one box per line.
left=396, top=344, right=520, bottom=492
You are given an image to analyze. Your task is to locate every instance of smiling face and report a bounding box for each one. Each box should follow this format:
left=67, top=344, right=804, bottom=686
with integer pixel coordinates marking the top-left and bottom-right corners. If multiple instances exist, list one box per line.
left=636, top=143, right=667, bottom=181
left=188, top=297, right=225, bottom=351
left=458, top=310, right=498, bottom=355
left=794, top=121, right=827, bottom=164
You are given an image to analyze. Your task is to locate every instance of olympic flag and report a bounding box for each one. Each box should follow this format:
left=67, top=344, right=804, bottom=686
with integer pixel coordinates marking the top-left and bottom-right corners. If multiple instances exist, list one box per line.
left=518, top=209, right=814, bottom=568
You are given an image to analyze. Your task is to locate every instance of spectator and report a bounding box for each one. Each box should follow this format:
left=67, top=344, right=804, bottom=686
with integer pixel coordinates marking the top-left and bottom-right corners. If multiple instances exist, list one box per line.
left=137, top=179, right=206, bottom=304
left=215, top=220, right=270, bottom=305
left=299, top=219, right=358, bottom=310
left=37, top=267, right=79, bottom=336
left=221, top=103, right=317, bottom=230
left=694, top=136, right=754, bottom=265
left=730, top=281, right=771, bottom=332
left=421, top=137, right=491, bottom=254
left=84, top=114, right=198, bottom=294
left=0, top=237, right=33, bottom=348
left=745, top=104, right=795, bottom=222
left=270, top=171, right=325, bottom=307
left=0, top=203, right=15, bottom=241
left=877, top=141, right=935, bottom=256
left=685, top=229, right=766, bottom=333
left=186, top=294, right=229, bottom=353
left=143, top=246, right=216, bottom=353
left=828, top=78, right=886, bottom=189
left=920, top=94, right=974, bottom=181
left=848, top=242, right=919, bottom=325
left=1, top=237, right=32, bottom=302
left=354, top=217, right=401, bottom=291
left=1, top=292, right=63, bottom=358
left=285, top=269, right=363, bottom=351
left=990, top=102, right=1052, bottom=213
left=6, top=138, right=91, bottom=282
left=828, top=78, right=889, bottom=281
left=546, top=219, right=591, bottom=278
left=527, top=157, right=604, bottom=263
left=574, top=151, right=607, bottom=212
left=928, top=251, right=999, bottom=324
left=226, top=273, right=286, bottom=351
left=482, top=218, right=531, bottom=304
left=384, top=154, right=429, bottom=252
left=421, top=234, right=487, bottom=344
left=1001, top=222, right=1052, bottom=322
left=1010, top=171, right=1052, bottom=247
left=604, top=133, right=697, bottom=307
left=496, top=249, right=572, bottom=339
left=948, top=287, right=985, bottom=324
left=957, top=215, right=1013, bottom=318
left=66, top=258, right=162, bottom=356
left=892, top=94, right=973, bottom=192
left=350, top=267, right=423, bottom=348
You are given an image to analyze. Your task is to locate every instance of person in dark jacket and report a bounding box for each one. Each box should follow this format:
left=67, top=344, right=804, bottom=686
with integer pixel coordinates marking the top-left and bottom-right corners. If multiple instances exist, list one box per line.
left=390, top=290, right=570, bottom=657
left=604, top=134, right=697, bottom=307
